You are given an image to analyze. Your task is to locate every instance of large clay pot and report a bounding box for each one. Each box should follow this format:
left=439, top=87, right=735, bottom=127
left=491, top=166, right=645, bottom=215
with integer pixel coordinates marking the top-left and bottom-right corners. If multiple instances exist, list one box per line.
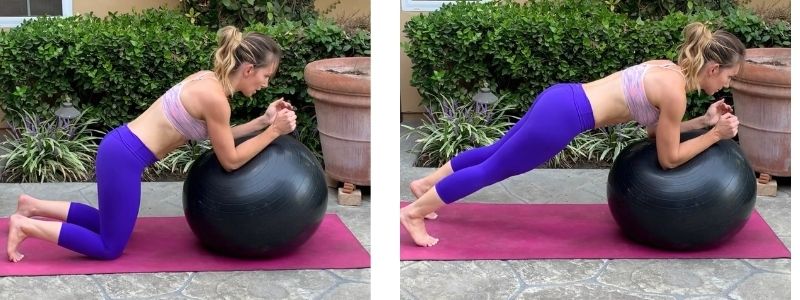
left=729, top=48, right=791, bottom=177
left=304, top=57, right=371, bottom=186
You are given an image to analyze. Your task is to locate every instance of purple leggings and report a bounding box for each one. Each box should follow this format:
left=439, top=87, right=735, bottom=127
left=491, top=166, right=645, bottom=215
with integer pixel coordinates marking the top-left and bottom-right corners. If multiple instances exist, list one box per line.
left=57, top=124, right=157, bottom=259
left=436, top=83, right=595, bottom=203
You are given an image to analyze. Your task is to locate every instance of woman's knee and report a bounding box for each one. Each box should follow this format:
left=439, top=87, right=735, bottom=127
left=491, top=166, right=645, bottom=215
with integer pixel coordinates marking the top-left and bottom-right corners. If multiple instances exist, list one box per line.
left=92, top=242, right=126, bottom=260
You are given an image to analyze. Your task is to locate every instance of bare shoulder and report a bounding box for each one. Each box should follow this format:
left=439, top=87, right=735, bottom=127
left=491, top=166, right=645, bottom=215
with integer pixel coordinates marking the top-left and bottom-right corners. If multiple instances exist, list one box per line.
left=184, top=73, right=228, bottom=112
left=645, top=66, right=686, bottom=110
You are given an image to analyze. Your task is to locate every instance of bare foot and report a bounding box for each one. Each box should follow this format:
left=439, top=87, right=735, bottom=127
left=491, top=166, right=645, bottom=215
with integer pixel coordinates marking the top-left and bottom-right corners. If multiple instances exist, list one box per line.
left=409, top=180, right=438, bottom=220
left=15, top=194, right=38, bottom=218
left=7, top=214, right=28, bottom=262
left=400, top=208, right=439, bottom=247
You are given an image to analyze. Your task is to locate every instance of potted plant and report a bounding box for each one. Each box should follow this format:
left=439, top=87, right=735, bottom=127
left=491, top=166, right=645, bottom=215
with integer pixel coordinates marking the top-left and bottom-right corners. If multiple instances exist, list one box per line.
left=304, top=57, right=371, bottom=186
left=729, top=48, right=790, bottom=177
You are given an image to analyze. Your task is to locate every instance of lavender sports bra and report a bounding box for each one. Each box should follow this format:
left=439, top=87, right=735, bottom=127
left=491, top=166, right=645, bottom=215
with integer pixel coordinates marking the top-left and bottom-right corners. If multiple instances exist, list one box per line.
left=161, top=72, right=214, bottom=141
left=621, top=62, right=684, bottom=127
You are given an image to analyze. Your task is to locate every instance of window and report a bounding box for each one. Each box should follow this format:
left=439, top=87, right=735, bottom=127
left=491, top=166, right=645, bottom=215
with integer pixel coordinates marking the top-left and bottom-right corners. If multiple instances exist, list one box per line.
left=0, top=0, right=73, bottom=27
left=401, top=0, right=485, bottom=12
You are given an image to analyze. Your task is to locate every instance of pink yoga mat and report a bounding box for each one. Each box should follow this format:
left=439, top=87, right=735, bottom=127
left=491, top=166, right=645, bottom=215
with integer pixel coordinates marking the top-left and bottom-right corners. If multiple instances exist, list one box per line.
left=400, top=202, right=790, bottom=260
left=1, top=214, right=369, bottom=276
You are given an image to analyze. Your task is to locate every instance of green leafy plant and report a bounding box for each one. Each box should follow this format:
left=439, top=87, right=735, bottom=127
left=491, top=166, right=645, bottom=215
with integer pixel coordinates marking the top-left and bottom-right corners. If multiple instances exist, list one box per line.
left=615, top=0, right=742, bottom=19
left=403, top=0, right=790, bottom=121
left=294, top=110, right=323, bottom=163
left=179, top=0, right=318, bottom=29
left=402, top=95, right=518, bottom=168
left=0, top=110, right=102, bottom=183
left=143, top=140, right=212, bottom=181
left=546, top=122, right=647, bottom=168
left=0, top=9, right=370, bottom=167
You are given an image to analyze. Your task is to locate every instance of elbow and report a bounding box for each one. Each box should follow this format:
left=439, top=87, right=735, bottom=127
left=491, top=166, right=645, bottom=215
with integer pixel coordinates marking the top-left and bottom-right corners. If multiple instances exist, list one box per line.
left=220, top=160, right=243, bottom=172
left=657, top=157, right=680, bottom=170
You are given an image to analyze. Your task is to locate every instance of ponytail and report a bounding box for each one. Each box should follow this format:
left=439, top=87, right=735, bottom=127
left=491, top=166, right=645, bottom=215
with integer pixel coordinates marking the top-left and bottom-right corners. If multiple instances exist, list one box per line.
left=213, top=26, right=282, bottom=96
left=677, top=22, right=746, bottom=93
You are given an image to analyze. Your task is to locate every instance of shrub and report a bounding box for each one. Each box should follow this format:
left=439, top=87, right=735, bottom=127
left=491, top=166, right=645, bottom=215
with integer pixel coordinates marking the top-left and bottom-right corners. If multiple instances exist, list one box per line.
left=401, top=95, right=518, bottom=167
left=546, top=122, right=647, bottom=168
left=612, top=0, right=741, bottom=19
left=0, top=9, right=370, bottom=161
left=180, top=0, right=318, bottom=29
left=403, top=0, right=790, bottom=120
left=0, top=110, right=103, bottom=183
left=143, top=140, right=212, bottom=181
left=0, top=10, right=212, bottom=130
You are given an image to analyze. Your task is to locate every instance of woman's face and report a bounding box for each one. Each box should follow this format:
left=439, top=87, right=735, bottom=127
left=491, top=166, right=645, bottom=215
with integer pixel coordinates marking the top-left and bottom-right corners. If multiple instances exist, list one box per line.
left=240, top=61, right=278, bottom=97
left=699, top=62, right=740, bottom=96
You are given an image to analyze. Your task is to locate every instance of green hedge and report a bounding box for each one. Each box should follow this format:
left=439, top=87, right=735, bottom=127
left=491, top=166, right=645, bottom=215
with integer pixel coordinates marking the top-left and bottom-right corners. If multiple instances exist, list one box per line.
left=403, top=0, right=790, bottom=119
left=0, top=10, right=210, bottom=128
left=0, top=9, right=370, bottom=141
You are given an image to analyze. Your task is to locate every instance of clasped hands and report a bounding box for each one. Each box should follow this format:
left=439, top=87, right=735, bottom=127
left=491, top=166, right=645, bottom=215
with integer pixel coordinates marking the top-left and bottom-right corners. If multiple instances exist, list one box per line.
left=704, top=99, right=738, bottom=140
left=259, top=98, right=297, bottom=135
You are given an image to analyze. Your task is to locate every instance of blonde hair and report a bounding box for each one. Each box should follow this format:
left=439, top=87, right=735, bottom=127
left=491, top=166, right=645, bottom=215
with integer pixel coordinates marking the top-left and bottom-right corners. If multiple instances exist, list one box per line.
left=677, top=22, right=746, bottom=93
left=213, top=26, right=282, bottom=96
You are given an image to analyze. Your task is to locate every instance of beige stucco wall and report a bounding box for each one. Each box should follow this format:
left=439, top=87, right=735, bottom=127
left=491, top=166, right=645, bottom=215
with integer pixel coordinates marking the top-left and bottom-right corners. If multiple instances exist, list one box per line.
left=399, top=0, right=790, bottom=114
left=400, top=11, right=424, bottom=114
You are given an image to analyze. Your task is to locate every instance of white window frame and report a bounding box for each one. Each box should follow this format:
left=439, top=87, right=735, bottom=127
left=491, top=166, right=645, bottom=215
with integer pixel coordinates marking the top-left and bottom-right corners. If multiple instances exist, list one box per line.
left=401, top=0, right=488, bottom=12
left=0, top=0, right=73, bottom=28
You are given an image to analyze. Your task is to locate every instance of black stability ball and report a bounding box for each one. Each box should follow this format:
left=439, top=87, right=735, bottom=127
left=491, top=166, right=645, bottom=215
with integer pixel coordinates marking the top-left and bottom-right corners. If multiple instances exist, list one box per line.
left=607, top=130, right=756, bottom=250
left=183, top=135, right=327, bottom=258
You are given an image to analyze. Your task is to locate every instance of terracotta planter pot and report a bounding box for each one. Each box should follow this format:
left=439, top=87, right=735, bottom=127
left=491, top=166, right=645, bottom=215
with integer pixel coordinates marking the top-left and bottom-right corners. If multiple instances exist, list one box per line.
left=304, top=57, right=370, bottom=186
left=730, top=48, right=791, bottom=177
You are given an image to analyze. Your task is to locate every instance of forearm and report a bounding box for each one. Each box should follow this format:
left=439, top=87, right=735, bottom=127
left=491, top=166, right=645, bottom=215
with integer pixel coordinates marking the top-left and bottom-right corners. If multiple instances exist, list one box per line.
left=679, top=116, right=709, bottom=132
left=664, top=130, right=721, bottom=168
left=650, top=116, right=709, bottom=137
left=230, top=119, right=266, bottom=139
left=227, top=128, right=281, bottom=170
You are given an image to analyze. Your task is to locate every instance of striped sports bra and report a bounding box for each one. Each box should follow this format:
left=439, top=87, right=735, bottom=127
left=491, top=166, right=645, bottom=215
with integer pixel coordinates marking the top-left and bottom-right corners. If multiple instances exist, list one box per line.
left=161, top=72, right=214, bottom=141
left=621, top=62, right=684, bottom=127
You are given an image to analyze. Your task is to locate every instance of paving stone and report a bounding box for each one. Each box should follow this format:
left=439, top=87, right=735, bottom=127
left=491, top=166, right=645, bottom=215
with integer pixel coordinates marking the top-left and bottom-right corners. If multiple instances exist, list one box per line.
left=400, top=261, right=518, bottom=299
left=138, top=182, right=184, bottom=217
left=322, top=282, right=370, bottom=299
left=742, top=259, right=790, bottom=274
left=517, top=283, right=675, bottom=300
left=400, top=288, right=416, bottom=300
left=728, top=272, right=790, bottom=300
left=508, top=259, right=605, bottom=285
left=0, top=275, right=101, bottom=300
left=0, top=184, right=25, bottom=216
left=93, top=272, right=191, bottom=298
left=18, top=183, right=96, bottom=206
left=500, top=169, right=609, bottom=204
left=597, top=260, right=751, bottom=296
left=330, top=268, right=370, bottom=283
left=183, top=270, right=337, bottom=299
left=683, top=296, right=729, bottom=300
left=753, top=195, right=790, bottom=237
left=146, top=294, right=197, bottom=300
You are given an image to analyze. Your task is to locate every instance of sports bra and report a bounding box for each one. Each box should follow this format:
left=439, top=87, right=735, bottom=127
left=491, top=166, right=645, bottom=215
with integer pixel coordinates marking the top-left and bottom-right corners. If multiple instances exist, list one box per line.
left=621, top=62, right=684, bottom=127
left=161, top=72, right=214, bottom=141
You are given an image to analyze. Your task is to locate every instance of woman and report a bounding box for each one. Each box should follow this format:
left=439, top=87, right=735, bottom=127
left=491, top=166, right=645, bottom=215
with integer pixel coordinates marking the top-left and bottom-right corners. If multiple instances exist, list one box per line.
left=402, top=22, right=746, bottom=247
left=7, top=26, right=297, bottom=261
